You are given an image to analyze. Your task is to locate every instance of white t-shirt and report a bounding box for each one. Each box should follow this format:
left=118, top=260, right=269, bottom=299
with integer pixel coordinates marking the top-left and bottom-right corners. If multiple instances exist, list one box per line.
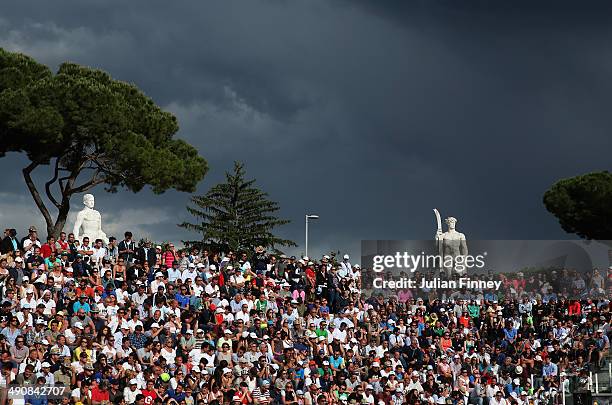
left=22, top=239, right=41, bottom=252
left=182, top=269, right=198, bottom=282
left=91, top=247, right=106, bottom=264
left=16, top=311, right=33, bottom=328
left=37, top=298, right=56, bottom=316
left=161, top=347, right=176, bottom=364
left=168, top=268, right=182, bottom=283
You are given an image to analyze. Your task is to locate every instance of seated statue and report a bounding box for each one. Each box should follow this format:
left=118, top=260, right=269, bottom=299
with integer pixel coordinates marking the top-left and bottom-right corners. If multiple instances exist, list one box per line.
left=73, top=193, right=108, bottom=244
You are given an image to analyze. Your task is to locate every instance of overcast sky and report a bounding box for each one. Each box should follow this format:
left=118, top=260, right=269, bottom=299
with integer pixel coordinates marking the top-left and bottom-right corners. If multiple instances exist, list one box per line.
left=1, top=1, right=611, bottom=260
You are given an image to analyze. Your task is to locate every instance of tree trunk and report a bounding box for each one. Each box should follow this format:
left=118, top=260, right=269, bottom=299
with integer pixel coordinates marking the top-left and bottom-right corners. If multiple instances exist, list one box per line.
left=22, top=162, right=54, bottom=237
left=50, top=202, right=71, bottom=239
left=23, top=162, right=75, bottom=239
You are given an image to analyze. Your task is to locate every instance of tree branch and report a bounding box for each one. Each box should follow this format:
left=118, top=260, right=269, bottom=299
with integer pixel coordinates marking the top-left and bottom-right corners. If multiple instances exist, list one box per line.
left=22, top=162, right=53, bottom=230
left=67, top=169, right=105, bottom=195
left=58, top=175, right=69, bottom=196
left=44, top=157, right=62, bottom=209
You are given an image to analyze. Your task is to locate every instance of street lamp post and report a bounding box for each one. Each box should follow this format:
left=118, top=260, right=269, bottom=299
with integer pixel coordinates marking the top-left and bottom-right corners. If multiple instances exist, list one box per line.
left=305, top=214, right=319, bottom=258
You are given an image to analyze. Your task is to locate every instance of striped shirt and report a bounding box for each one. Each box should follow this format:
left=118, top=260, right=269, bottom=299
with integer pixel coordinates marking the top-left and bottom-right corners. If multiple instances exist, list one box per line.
left=252, top=387, right=271, bottom=404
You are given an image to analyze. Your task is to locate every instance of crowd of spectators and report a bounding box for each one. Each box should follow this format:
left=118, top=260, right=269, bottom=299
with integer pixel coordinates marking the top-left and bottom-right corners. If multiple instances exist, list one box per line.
left=0, top=226, right=610, bottom=405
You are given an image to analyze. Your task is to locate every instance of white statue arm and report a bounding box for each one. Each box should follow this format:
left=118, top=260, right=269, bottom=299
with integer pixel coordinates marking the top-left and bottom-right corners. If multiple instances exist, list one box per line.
left=459, top=233, right=468, bottom=256
left=435, top=233, right=444, bottom=263
left=73, top=211, right=85, bottom=241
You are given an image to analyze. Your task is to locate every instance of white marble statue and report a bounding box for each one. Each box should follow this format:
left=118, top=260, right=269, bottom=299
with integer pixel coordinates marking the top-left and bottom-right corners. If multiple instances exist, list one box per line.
left=434, top=211, right=468, bottom=276
left=73, top=194, right=108, bottom=244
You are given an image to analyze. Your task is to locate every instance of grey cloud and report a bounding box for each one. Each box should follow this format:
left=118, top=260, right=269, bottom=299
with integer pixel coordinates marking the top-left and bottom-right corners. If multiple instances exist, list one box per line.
left=1, top=0, right=611, bottom=259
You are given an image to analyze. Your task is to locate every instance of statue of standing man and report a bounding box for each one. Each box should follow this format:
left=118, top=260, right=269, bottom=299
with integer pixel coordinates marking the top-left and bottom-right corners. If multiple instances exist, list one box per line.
left=434, top=209, right=468, bottom=277
left=73, top=193, right=109, bottom=244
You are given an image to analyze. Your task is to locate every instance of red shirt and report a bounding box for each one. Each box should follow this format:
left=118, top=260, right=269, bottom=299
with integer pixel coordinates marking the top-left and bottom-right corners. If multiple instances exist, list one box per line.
left=163, top=250, right=177, bottom=268
left=76, top=286, right=95, bottom=298
left=568, top=301, right=581, bottom=316
left=56, top=240, right=69, bottom=252
left=91, top=386, right=110, bottom=402
left=141, top=389, right=158, bottom=404
left=40, top=243, right=56, bottom=258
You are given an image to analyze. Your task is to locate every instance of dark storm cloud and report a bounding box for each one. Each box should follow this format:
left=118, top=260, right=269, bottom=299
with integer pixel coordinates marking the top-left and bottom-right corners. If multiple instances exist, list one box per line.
left=1, top=0, right=611, bottom=259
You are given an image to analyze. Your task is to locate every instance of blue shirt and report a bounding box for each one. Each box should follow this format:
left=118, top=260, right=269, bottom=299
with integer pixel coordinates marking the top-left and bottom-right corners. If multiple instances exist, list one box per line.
left=176, top=293, right=191, bottom=308
left=543, top=362, right=558, bottom=377
left=503, top=328, right=517, bottom=341
left=168, top=389, right=186, bottom=402
left=329, top=355, right=344, bottom=369
left=73, top=301, right=91, bottom=314
left=25, top=392, right=48, bottom=405
left=505, top=383, right=521, bottom=397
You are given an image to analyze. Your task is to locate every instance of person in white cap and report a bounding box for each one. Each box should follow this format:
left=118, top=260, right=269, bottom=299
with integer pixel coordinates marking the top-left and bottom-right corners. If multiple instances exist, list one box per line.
left=339, top=254, right=352, bottom=279
left=182, top=262, right=198, bottom=283
left=350, top=263, right=361, bottom=284
left=123, top=378, right=142, bottom=403
left=252, top=379, right=271, bottom=404
left=150, top=271, right=166, bottom=292
left=217, top=329, right=234, bottom=349
left=406, top=370, right=424, bottom=393
left=37, top=289, right=56, bottom=316
left=363, top=384, right=375, bottom=404
left=37, top=361, right=55, bottom=385
left=516, top=391, right=529, bottom=405
left=64, top=321, right=83, bottom=346
left=16, top=302, right=33, bottom=328
left=19, top=279, right=37, bottom=309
